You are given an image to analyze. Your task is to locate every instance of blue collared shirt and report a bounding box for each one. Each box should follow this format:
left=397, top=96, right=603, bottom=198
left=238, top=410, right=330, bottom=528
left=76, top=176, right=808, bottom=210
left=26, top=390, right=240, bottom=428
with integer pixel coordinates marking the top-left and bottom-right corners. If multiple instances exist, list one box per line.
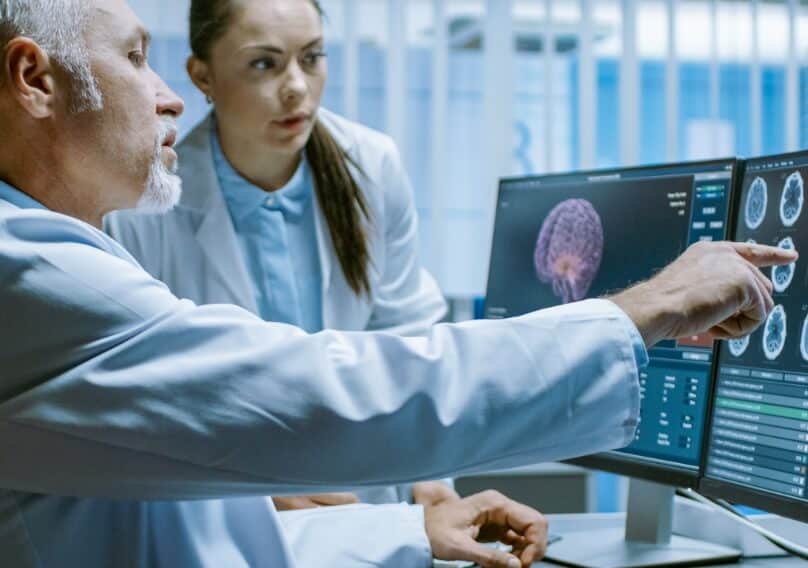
left=0, top=180, right=47, bottom=210
left=210, top=124, right=323, bottom=333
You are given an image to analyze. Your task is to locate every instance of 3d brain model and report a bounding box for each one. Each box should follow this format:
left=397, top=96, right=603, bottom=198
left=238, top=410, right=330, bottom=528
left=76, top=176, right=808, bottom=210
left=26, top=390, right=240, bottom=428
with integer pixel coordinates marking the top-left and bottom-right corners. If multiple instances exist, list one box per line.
left=534, top=198, right=604, bottom=304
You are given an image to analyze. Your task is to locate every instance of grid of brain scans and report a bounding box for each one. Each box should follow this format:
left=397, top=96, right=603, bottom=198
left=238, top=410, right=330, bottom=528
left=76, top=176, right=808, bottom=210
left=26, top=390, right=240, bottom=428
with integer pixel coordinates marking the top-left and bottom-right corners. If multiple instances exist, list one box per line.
left=706, top=154, right=808, bottom=503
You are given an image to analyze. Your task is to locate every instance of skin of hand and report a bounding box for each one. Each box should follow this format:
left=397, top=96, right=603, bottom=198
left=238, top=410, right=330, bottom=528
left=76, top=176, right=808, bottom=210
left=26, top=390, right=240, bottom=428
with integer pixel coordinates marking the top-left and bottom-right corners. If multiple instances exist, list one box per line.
left=425, top=490, right=548, bottom=568
left=412, top=480, right=462, bottom=507
left=610, top=241, right=798, bottom=347
left=272, top=493, right=360, bottom=511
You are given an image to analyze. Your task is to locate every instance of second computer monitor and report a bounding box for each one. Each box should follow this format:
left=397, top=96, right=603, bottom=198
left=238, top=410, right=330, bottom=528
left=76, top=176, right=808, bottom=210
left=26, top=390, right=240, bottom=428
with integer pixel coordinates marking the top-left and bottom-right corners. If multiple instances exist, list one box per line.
left=485, top=159, right=739, bottom=485
left=700, top=150, right=808, bottom=523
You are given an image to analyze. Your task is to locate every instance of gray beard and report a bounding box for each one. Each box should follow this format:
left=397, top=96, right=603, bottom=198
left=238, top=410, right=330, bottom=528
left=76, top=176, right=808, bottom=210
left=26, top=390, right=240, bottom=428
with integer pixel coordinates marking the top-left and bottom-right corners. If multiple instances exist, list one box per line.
left=135, top=120, right=182, bottom=214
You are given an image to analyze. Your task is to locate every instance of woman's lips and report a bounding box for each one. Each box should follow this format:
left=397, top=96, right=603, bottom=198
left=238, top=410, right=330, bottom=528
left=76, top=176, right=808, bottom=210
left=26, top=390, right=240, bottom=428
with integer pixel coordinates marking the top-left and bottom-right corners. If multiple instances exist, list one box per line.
left=274, top=114, right=309, bottom=132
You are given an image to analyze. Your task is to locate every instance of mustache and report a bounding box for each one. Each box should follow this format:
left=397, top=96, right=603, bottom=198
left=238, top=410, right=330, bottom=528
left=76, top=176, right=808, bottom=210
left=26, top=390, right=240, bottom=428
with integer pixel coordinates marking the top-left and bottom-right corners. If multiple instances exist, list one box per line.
left=157, top=116, right=178, bottom=147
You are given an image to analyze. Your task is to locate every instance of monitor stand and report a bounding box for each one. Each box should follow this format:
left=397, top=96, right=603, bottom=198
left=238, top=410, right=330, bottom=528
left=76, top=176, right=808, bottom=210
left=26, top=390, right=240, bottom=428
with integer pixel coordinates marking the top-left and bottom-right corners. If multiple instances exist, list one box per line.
left=543, top=478, right=742, bottom=568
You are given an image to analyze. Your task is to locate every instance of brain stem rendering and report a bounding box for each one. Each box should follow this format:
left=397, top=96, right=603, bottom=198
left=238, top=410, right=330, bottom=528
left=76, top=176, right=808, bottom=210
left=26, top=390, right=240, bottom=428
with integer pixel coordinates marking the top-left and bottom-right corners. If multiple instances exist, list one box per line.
left=534, top=198, right=604, bottom=303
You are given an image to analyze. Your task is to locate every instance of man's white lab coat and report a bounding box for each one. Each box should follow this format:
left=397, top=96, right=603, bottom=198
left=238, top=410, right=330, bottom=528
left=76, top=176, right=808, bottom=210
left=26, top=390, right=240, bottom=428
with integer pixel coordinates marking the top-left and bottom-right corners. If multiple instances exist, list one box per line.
left=0, top=179, right=643, bottom=567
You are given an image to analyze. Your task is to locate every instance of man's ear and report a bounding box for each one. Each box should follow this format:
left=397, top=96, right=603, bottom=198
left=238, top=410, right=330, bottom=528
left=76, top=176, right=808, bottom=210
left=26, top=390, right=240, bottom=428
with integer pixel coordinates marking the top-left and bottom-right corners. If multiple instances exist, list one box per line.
left=3, top=37, right=57, bottom=119
left=186, top=56, right=213, bottom=100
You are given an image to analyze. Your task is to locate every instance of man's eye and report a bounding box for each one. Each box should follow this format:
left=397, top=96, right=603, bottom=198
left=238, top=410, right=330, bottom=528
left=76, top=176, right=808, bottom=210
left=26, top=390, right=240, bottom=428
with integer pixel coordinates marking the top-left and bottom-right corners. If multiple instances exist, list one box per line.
left=250, top=58, right=276, bottom=71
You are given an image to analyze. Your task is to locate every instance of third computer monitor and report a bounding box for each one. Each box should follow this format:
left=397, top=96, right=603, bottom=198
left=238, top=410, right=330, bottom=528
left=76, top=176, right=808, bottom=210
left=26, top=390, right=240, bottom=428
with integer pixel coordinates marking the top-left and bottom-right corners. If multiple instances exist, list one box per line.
left=485, top=159, right=739, bottom=486
left=700, top=150, right=808, bottom=522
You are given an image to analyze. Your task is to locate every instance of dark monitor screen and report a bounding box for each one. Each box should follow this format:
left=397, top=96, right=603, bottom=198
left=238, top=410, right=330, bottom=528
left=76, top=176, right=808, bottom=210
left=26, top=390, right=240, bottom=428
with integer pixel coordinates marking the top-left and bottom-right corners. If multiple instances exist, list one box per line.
left=485, top=159, right=738, bottom=486
left=701, top=151, right=808, bottom=522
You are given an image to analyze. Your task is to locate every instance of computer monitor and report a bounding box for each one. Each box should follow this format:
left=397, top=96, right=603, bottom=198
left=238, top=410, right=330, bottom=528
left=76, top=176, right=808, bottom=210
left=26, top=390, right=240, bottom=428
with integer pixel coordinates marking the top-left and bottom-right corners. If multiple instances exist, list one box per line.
left=700, top=150, right=808, bottom=524
left=485, top=159, right=742, bottom=567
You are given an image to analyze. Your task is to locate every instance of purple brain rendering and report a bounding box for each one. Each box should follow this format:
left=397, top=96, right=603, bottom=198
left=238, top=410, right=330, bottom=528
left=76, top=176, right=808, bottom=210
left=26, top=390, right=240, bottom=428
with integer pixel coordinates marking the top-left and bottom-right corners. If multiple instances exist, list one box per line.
left=534, top=198, right=604, bottom=304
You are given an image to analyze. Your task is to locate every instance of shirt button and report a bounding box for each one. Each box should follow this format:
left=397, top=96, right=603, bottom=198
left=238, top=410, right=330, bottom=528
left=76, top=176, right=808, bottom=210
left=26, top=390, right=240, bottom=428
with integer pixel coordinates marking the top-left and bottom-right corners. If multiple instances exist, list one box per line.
left=265, top=195, right=276, bottom=206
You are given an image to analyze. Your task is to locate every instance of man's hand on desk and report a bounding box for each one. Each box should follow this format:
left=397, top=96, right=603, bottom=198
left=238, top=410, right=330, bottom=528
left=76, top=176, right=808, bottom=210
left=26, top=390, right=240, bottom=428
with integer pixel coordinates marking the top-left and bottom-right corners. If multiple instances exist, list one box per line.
left=272, top=493, right=360, bottom=511
left=413, top=480, right=461, bottom=507
left=425, top=490, right=547, bottom=568
left=610, top=241, right=798, bottom=347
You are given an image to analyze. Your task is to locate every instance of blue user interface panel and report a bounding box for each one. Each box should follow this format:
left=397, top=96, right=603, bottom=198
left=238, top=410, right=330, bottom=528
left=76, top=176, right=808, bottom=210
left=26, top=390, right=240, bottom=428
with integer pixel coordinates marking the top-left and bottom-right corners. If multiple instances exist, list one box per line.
left=485, top=160, right=736, bottom=472
left=704, top=152, right=808, bottom=504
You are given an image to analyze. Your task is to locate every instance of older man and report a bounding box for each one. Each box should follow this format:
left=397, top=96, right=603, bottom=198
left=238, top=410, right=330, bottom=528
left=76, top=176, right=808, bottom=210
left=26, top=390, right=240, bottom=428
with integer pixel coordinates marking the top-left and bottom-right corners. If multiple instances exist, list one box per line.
left=0, top=1, right=795, bottom=567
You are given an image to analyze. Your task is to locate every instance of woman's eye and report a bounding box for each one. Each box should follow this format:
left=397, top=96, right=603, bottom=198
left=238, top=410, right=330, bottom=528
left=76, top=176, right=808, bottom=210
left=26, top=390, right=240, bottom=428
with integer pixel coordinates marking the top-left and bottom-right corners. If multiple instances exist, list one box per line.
left=128, top=51, right=146, bottom=66
left=250, top=58, right=276, bottom=71
left=302, top=51, right=326, bottom=66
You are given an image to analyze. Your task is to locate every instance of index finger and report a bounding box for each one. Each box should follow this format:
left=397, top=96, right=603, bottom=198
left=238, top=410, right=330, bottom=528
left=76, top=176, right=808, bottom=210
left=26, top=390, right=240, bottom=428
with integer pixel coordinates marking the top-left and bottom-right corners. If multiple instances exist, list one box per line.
left=730, top=242, right=798, bottom=267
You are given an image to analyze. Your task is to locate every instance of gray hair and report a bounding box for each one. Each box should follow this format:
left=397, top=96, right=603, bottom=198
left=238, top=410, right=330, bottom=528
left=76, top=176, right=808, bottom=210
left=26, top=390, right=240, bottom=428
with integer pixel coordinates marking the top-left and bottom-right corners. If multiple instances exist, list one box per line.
left=0, top=0, right=102, bottom=112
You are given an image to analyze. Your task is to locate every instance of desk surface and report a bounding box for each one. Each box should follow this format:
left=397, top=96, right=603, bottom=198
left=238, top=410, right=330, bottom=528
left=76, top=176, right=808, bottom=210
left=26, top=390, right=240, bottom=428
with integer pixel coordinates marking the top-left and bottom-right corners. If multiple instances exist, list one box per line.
left=532, top=513, right=808, bottom=567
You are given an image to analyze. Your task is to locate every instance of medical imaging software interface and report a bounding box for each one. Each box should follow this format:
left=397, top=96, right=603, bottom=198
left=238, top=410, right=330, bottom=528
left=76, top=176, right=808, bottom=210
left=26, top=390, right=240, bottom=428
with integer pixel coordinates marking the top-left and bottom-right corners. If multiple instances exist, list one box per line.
left=705, top=154, right=808, bottom=503
left=486, top=162, right=735, bottom=471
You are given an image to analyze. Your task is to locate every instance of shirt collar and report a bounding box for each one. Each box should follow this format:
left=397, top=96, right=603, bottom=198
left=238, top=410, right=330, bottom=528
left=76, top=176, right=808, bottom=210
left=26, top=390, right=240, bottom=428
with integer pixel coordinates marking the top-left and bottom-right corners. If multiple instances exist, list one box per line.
left=0, top=180, right=48, bottom=210
left=210, top=120, right=312, bottom=226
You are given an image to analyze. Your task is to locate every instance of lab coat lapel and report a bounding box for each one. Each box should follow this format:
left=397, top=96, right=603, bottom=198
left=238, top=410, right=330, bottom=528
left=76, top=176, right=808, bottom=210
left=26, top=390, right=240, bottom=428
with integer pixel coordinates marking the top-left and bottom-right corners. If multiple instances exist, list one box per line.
left=179, top=116, right=259, bottom=314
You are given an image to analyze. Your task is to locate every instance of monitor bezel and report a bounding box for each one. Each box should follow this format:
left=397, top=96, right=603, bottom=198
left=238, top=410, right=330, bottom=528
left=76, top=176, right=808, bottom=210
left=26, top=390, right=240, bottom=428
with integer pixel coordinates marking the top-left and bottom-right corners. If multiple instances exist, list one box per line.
left=487, top=157, right=741, bottom=489
left=698, top=149, right=808, bottom=522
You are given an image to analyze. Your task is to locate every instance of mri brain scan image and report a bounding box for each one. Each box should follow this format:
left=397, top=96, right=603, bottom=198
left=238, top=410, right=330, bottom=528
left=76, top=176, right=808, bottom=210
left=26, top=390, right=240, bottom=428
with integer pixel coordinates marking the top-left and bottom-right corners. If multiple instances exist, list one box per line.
left=762, top=305, right=787, bottom=361
left=534, top=198, right=604, bottom=304
left=772, top=237, right=797, bottom=293
left=727, top=335, right=750, bottom=358
left=802, top=314, right=808, bottom=362
left=744, top=177, right=768, bottom=230
left=780, top=171, right=804, bottom=227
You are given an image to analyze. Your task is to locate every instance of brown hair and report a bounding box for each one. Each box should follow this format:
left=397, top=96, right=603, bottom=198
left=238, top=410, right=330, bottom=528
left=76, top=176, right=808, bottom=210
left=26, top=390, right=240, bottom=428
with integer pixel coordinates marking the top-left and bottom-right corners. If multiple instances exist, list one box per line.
left=190, top=0, right=371, bottom=297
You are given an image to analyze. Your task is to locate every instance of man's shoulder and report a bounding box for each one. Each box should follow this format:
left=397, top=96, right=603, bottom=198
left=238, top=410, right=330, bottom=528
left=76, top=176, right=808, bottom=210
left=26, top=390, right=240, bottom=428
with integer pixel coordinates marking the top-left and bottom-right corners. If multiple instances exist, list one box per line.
left=0, top=202, right=137, bottom=265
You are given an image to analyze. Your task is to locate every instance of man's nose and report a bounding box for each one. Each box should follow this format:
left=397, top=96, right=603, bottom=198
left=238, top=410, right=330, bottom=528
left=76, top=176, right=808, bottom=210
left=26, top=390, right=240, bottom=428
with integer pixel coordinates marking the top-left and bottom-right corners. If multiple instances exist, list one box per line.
left=154, top=71, right=185, bottom=118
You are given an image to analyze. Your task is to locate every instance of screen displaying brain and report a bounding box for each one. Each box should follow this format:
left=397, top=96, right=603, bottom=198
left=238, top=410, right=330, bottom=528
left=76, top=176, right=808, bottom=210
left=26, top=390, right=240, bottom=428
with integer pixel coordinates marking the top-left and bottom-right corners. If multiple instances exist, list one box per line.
left=780, top=171, right=804, bottom=227
left=534, top=198, right=604, bottom=304
left=744, top=176, right=768, bottom=230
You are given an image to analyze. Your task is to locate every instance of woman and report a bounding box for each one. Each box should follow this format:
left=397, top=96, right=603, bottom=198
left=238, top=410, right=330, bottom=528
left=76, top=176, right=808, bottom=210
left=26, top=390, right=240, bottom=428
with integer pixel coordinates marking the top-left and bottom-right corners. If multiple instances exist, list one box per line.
left=108, top=0, right=458, bottom=510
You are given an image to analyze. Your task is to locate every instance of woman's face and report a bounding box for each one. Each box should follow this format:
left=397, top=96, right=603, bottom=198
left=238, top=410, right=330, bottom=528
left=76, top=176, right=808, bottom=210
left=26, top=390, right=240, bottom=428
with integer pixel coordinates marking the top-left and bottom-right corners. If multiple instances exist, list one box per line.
left=198, top=0, right=327, bottom=157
